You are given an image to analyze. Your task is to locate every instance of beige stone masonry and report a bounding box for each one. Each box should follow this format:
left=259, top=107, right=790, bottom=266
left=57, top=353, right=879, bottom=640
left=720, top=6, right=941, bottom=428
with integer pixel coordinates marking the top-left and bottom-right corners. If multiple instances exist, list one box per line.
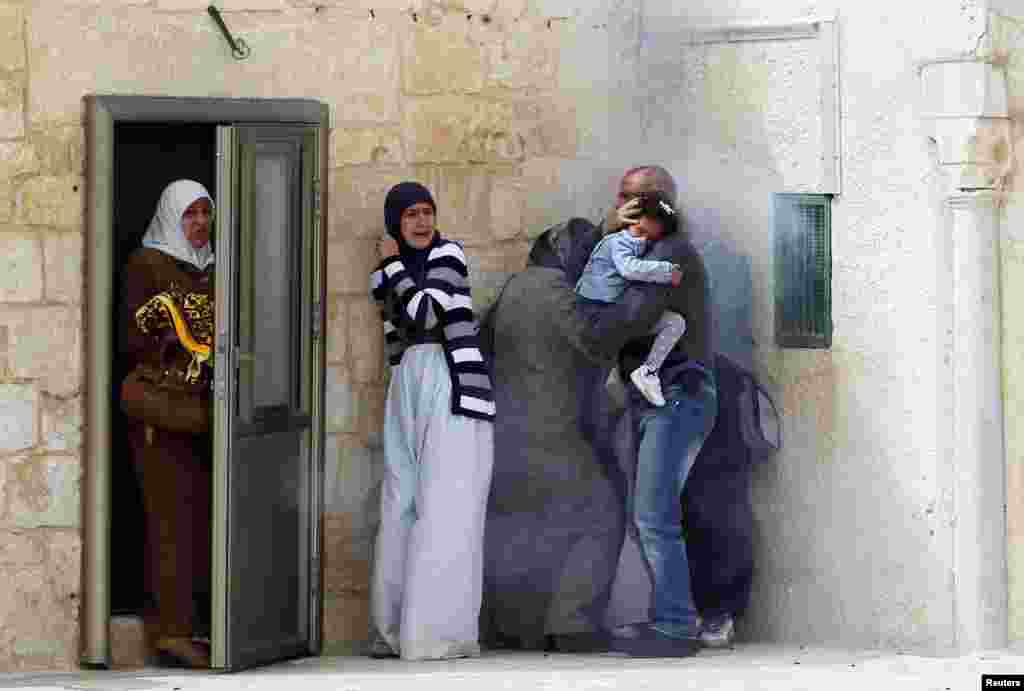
left=0, top=529, right=80, bottom=671
left=416, top=164, right=496, bottom=246
left=0, top=233, right=43, bottom=303
left=0, top=4, right=25, bottom=73
left=42, top=233, right=83, bottom=305
left=490, top=176, right=524, bottom=240
left=28, top=127, right=85, bottom=177
left=0, top=73, right=25, bottom=139
left=40, top=394, right=82, bottom=453
left=328, top=167, right=415, bottom=240
left=321, top=591, right=370, bottom=654
left=0, top=384, right=36, bottom=454
left=325, top=295, right=349, bottom=365
left=17, top=176, right=83, bottom=230
left=0, top=0, right=592, bottom=667
left=514, top=92, right=578, bottom=158
left=403, top=13, right=486, bottom=95
left=4, top=454, right=81, bottom=530
left=348, top=300, right=384, bottom=384
left=402, top=96, right=520, bottom=164
left=325, top=366, right=355, bottom=434
left=26, top=7, right=401, bottom=126
left=0, top=307, right=82, bottom=397
left=330, top=128, right=405, bottom=167
left=326, top=238, right=378, bottom=294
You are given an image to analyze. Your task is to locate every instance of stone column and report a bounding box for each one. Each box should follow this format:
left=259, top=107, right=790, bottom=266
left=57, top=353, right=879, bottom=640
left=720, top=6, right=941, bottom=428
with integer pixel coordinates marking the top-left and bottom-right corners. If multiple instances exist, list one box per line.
left=947, top=191, right=1008, bottom=650
left=922, top=56, right=1010, bottom=651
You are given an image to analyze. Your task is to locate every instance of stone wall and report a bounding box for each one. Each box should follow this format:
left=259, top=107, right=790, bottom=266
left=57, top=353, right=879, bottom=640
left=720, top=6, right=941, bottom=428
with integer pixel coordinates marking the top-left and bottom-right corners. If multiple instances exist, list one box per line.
left=0, top=1, right=85, bottom=671
left=598, top=0, right=1012, bottom=653
left=991, top=6, right=1024, bottom=645
left=0, top=0, right=595, bottom=670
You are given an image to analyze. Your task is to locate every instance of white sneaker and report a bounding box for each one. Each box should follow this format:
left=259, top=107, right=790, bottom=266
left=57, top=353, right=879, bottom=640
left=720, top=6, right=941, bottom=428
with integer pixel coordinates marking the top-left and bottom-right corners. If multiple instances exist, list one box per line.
left=699, top=614, right=735, bottom=649
left=630, top=365, right=666, bottom=406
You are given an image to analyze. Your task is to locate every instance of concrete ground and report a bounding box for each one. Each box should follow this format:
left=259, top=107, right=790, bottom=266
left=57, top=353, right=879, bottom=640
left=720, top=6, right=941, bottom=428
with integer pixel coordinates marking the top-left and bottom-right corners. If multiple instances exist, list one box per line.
left=1, top=645, right=1023, bottom=691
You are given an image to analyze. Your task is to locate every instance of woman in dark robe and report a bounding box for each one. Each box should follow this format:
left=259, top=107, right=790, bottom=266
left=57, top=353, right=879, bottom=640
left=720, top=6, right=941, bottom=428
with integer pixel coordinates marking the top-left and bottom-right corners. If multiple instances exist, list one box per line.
left=480, top=218, right=629, bottom=652
left=119, top=179, right=215, bottom=668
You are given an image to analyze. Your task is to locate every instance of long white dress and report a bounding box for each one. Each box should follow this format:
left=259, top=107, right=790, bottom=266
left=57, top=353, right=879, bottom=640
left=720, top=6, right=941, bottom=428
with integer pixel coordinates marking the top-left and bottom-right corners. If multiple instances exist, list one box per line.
left=371, top=343, right=494, bottom=660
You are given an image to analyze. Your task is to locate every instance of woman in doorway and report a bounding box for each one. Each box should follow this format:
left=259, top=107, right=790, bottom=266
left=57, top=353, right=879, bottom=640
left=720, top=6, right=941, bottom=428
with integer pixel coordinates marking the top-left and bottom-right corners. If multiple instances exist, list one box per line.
left=119, top=179, right=215, bottom=668
left=369, top=182, right=495, bottom=660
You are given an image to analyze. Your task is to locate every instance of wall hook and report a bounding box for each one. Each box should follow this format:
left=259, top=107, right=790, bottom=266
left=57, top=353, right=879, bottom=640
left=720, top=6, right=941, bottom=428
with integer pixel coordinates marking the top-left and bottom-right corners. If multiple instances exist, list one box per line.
left=207, top=5, right=250, bottom=60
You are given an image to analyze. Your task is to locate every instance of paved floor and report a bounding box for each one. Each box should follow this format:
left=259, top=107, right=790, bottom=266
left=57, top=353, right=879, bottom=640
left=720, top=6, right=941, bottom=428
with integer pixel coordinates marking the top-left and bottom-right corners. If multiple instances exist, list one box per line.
left=1, top=645, right=1023, bottom=691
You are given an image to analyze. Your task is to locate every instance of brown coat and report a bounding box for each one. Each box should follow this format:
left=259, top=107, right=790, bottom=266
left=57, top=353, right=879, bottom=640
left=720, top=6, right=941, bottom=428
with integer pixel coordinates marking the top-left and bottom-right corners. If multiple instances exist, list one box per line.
left=119, top=246, right=214, bottom=645
left=120, top=247, right=214, bottom=382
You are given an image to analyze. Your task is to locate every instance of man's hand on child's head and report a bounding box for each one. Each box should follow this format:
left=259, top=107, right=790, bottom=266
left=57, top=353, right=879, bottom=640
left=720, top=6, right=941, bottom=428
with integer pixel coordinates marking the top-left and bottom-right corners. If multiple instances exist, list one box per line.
left=606, top=197, right=642, bottom=232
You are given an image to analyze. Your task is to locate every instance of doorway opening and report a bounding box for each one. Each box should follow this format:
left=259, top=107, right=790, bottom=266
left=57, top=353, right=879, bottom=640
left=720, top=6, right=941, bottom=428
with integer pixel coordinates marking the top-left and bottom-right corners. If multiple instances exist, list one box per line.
left=85, top=96, right=328, bottom=672
left=109, top=123, right=217, bottom=660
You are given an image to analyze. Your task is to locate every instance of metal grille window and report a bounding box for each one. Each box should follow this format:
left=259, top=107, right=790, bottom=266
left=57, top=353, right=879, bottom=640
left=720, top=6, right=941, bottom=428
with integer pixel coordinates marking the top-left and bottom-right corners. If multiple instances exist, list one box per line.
left=774, top=193, right=832, bottom=348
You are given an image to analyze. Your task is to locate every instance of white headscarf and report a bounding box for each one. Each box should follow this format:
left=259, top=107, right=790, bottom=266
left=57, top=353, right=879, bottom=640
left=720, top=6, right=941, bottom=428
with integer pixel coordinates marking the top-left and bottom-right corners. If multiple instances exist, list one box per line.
left=141, top=179, right=215, bottom=270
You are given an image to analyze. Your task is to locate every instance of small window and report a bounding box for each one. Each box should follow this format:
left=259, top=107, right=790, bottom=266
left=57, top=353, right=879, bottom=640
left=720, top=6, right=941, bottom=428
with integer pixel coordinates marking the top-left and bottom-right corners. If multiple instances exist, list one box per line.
left=774, top=193, right=832, bottom=348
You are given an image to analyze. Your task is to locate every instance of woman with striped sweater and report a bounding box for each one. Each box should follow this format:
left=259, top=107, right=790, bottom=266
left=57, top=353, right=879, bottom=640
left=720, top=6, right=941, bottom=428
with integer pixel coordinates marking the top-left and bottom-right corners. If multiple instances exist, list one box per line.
left=368, top=182, right=495, bottom=660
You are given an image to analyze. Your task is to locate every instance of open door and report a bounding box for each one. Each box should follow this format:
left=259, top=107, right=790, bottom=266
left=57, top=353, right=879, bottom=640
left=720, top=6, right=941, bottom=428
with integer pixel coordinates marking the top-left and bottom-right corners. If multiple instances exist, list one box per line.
left=212, top=124, right=325, bottom=671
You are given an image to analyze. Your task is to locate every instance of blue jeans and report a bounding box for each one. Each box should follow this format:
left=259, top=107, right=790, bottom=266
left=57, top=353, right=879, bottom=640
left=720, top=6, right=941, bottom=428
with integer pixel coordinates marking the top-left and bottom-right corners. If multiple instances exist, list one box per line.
left=632, top=375, right=718, bottom=639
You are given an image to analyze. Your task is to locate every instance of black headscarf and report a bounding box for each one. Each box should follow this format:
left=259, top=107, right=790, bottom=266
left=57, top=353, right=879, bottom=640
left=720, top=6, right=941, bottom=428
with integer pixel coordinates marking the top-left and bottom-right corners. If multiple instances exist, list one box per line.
left=384, top=181, right=440, bottom=284
left=527, top=217, right=601, bottom=285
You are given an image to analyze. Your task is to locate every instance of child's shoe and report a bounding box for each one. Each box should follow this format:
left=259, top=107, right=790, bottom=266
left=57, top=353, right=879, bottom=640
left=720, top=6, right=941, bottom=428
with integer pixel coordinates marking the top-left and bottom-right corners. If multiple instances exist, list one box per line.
left=630, top=365, right=666, bottom=406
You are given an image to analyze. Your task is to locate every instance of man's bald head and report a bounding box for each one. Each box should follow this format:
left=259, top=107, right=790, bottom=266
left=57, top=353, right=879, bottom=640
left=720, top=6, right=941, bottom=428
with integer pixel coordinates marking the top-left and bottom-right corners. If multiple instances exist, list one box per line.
left=617, top=165, right=677, bottom=206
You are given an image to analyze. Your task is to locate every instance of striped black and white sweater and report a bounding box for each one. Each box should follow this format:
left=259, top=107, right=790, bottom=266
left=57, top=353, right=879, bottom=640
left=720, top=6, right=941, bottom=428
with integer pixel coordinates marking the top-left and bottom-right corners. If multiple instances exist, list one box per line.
left=370, top=240, right=495, bottom=422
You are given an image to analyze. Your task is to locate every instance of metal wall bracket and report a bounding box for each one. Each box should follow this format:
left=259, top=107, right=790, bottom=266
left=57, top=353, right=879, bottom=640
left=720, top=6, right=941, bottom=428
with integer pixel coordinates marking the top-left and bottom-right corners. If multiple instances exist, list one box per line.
left=208, top=5, right=251, bottom=60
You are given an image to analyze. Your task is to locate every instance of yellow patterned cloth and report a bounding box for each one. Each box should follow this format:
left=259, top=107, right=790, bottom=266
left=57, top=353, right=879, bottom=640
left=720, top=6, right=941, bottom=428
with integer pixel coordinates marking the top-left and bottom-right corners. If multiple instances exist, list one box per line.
left=135, top=286, right=214, bottom=384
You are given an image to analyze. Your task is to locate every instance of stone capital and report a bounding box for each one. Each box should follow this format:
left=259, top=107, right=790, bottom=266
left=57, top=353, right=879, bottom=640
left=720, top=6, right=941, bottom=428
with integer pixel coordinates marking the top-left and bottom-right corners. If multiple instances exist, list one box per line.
left=920, top=58, right=1012, bottom=193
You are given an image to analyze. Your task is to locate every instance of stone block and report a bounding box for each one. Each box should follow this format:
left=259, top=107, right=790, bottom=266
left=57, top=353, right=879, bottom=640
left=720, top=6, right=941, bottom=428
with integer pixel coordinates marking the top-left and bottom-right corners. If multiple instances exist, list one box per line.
left=109, top=615, right=147, bottom=669
left=0, top=529, right=43, bottom=566
left=520, top=156, right=576, bottom=237
left=490, top=177, right=524, bottom=240
left=5, top=455, right=81, bottom=529
left=27, top=7, right=399, bottom=127
left=326, top=239, right=378, bottom=295
left=322, top=512, right=373, bottom=595
left=402, top=13, right=485, bottom=96
left=328, top=167, right=415, bottom=240
left=514, top=92, right=578, bottom=158
left=40, top=395, right=82, bottom=452
left=0, top=72, right=24, bottom=139
left=349, top=300, right=383, bottom=384
left=0, top=306, right=82, bottom=396
left=402, top=96, right=521, bottom=164
left=0, top=4, right=25, bottom=72
left=416, top=165, right=493, bottom=246
left=322, top=591, right=371, bottom=653
left=465, top=244, right=515, bottom=311
left=41, top=529, right=80, bottom=602
left=0, top=384, right=37, bottom=454
left=42, top=232, right=82, bottom=304
left=326, top=296, right=348, bottom=365
left=324, top=435, right=380, bottom=522
left=0, top=233, right=43, bottom=303
left=479, top=19, right=557, bottom=91
left=16, top=176, right=83, bottom=230
left=0, top=182, right=13, bottom=223
left=158, top=0, right=287, bottom=8
left=0, top=532, right=79, bottom=671
left=330, top=128, right=404, bottom=167
left=325, top=366, right=355, bottom=434
left=27, top=126, right=84, bottom=177
left=355, top=383, right=386, bottom=447
left=0, top=142, right=42, bottom=180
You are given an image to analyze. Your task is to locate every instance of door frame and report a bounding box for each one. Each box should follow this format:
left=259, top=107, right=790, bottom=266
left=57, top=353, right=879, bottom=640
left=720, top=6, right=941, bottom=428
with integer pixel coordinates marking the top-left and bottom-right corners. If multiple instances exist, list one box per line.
left=83, top=95, right=329, bottom=667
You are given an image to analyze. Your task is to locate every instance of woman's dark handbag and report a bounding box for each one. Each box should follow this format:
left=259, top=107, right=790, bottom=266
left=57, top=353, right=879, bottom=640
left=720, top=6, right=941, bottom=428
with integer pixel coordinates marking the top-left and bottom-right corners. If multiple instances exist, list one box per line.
left=120, top=363, right=211, bottom=435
